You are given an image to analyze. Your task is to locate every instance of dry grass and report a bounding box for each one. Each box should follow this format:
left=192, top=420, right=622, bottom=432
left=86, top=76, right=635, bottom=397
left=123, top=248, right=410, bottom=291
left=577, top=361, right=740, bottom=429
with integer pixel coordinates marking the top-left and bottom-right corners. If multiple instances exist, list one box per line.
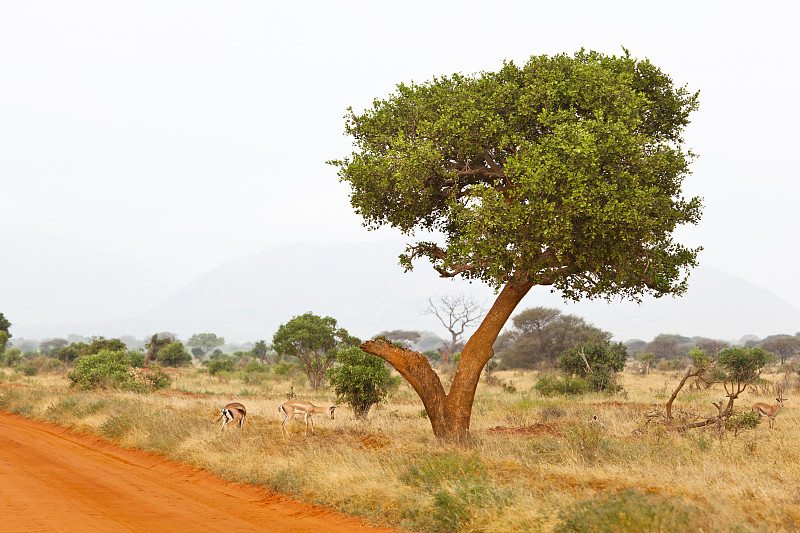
left=2, top=364, right=800, bottom=532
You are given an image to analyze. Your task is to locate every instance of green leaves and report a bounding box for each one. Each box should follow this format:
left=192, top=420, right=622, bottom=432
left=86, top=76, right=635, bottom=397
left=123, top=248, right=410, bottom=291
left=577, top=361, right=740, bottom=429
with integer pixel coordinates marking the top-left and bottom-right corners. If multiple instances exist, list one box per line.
left=326, top=347, right=400, bottom=419
left=332, top=49, right=702, bottom=301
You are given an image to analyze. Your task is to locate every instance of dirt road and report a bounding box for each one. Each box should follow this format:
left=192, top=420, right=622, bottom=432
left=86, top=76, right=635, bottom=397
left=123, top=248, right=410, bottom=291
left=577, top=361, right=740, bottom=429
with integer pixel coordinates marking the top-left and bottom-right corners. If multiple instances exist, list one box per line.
left=0, top=410, right=393, bottom=533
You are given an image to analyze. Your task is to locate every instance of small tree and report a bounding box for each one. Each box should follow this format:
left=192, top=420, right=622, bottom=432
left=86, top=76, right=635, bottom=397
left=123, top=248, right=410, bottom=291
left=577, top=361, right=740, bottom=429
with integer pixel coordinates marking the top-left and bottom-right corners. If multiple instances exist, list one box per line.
left=636, top=352, right=655, bottom=374
left=497, top=307, right=611, bottom=369
left=158, top=342, right=192, bottom=367
left=1, top=347, right=21, bottom=367
left=272, top=312, right=359, bottom=390
left=558, top=341, right=628, bottom=392
left=144, top=333, right=180, bottom=367
left=662, top=346, right=772, bottom=431
left=55, top=344, right=81, bottom=364
left=187, top=333, right=225, bottom=358
left=39, top=338, right=69, bottom=355
left=0, top=331, right=8, bottom=354
left=68, top=349, right=131, bottom=390
left=327, top=347, right=401, bottom=419
left=251, top=340, right=270, bottom=364
left=760, top=336, right=800, bottom=365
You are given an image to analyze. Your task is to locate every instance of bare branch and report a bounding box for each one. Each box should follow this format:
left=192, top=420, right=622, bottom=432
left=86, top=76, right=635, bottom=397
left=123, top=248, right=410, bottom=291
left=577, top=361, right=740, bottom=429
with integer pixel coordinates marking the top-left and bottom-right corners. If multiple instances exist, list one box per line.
left=423, top=294, right=487, bottom=364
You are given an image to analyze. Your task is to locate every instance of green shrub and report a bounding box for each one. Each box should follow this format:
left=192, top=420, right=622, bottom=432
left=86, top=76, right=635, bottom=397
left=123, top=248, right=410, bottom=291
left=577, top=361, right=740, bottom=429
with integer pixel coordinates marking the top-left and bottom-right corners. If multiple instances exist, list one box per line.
left=245, top=360, right=270, bottom=373
left=274, top=362, right=296, bottom=376
left=2, top=348, right=21, bottom=368
left=558, top=342, right=627, bottom=392
left=327, top=347, right=401, bottom=419
left=127, top=351, right=145, bottom=368
left=122, top=365, right=172, bottom=392
left=68, top=349, right=131, bottom=389
left=727, top=410, right=760, bottom=430
left=20, top=363, right=37, bottom=376
left=67, top=350, right=171, bottom=391
left=535, top=374, right=591, bottom=396
left=157, top=342, right=192, bottom=367
left=207, top=359, right=236, bottom=375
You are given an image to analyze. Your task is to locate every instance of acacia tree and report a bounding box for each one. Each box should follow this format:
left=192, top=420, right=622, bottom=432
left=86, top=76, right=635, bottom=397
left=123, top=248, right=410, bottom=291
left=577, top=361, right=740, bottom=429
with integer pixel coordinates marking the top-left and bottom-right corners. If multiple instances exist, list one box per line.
left=497, top=307, right=611, bottom=369
left=272, top=312, right=359, bottom=390
left=251, top=340, right=270, bottom=364
left=331, top=49, right=701, bottom=441
left=188, top=333, right=225, bottom=358
left=760, top=336, right=800, bottom=365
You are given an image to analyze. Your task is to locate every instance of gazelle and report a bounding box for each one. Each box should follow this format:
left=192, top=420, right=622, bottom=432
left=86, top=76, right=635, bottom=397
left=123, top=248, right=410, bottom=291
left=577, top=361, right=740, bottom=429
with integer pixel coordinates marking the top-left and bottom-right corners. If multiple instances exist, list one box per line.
left=216, top=402, right=247, bottom=432
left=278, top=400, right=336, bottom=438
left=751, top=397, right=786, bottom=429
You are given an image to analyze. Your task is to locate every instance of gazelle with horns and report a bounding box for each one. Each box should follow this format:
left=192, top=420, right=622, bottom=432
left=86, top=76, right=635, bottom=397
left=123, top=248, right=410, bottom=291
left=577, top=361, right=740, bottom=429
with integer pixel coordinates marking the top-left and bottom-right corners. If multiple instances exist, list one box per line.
left=279, top=400, right=336, bottom=438
left=751, top=397, right=786, bottom=429
left=216, top=402, right=247, bottom=432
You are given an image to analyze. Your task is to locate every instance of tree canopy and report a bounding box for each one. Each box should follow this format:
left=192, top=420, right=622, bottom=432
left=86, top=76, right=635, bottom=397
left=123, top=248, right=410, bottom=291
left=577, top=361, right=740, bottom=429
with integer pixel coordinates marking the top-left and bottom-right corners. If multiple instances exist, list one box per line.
left=496, top=307, right=611, bottom=369
left=188, top=333, right=225, bottom=357
left=327, top=347, right=401, bottom=419
left=272, top=312, right=359, bottom=390
left=332, top=49, right=701, bottom=301
left=332, top=49, right=701, bottom=440
left=0, top=313, right=11, bottom=339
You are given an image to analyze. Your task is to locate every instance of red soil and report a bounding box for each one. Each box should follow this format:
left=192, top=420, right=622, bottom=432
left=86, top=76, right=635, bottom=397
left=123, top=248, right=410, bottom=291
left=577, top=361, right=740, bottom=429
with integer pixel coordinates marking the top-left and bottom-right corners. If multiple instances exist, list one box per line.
left=0, top=410, right=394, bottom=533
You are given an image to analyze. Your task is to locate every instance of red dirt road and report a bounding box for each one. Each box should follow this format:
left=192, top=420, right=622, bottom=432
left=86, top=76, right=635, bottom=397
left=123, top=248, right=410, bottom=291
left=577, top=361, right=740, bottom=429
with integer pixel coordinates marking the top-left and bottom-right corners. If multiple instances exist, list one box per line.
left=0, top=410, right=393, bottom=533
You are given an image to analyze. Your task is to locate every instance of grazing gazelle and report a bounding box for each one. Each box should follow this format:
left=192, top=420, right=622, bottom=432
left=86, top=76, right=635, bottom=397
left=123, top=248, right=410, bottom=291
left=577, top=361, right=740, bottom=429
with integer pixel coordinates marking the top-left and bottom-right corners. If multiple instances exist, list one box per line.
left=751, top=397, right=786, bottom=429
left=216, top=402, right=247, bottom=432
left=279, top=400, right=336, bottom=438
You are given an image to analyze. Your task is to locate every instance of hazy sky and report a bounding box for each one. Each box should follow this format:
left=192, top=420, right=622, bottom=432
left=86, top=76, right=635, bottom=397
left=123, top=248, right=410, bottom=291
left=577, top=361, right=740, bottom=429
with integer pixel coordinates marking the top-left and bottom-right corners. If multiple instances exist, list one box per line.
left=3, top=2, right=800, bottom=307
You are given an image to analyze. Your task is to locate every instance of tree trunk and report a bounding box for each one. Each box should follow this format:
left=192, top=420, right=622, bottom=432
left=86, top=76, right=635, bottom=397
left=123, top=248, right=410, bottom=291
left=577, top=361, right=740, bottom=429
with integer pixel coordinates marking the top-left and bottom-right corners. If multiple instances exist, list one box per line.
left=144, top=335, right=157, bottom=368
left=361, top=280, right=533, bottom=441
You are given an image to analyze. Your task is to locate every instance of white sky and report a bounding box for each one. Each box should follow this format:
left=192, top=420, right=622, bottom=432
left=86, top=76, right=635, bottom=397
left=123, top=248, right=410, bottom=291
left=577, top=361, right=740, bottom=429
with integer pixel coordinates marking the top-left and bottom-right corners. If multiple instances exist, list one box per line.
left=2, top=1, right=800, bottom=307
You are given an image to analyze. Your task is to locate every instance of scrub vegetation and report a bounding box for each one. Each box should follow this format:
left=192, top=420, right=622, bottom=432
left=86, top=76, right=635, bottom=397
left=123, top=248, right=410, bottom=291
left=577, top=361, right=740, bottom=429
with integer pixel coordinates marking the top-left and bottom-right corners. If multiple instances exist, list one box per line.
left=2, top=359, right=800, bottom=532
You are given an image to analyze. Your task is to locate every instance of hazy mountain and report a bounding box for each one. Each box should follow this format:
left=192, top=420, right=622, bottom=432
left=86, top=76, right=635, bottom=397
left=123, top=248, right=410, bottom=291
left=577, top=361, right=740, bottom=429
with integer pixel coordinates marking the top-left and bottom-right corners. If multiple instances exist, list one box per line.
left=6, top=238, right=800, bottom=344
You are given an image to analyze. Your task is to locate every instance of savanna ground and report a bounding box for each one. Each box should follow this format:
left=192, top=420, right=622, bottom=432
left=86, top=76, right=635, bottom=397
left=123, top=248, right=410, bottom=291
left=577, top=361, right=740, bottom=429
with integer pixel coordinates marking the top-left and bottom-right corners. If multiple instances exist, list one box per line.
left=1, top=363, right=798, bottom=532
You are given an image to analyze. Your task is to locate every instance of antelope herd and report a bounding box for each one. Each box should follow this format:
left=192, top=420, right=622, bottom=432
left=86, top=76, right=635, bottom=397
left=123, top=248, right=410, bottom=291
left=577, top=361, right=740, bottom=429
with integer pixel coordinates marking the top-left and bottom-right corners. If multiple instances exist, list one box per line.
left=216, top=400, right=337, bottom=437
left=216, top=396, right=789, bottom=437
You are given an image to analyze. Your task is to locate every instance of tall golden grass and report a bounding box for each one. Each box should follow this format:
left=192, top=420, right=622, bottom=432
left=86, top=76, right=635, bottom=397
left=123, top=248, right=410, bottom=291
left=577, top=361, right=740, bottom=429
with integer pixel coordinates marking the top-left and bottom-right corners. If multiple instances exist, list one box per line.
left=1, top=364, right=799, bottom=532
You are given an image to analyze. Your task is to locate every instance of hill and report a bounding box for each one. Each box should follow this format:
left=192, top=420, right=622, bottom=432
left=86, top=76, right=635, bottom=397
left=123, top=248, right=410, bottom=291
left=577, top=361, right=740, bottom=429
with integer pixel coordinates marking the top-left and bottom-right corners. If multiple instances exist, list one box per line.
left=7, top=239, right=800, bottom=343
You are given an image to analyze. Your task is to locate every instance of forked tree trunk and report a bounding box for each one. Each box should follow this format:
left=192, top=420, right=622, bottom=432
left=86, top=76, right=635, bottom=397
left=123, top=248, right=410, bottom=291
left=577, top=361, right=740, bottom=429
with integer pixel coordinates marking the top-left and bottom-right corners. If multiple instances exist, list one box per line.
left=361, top=280, right=533, bottom=441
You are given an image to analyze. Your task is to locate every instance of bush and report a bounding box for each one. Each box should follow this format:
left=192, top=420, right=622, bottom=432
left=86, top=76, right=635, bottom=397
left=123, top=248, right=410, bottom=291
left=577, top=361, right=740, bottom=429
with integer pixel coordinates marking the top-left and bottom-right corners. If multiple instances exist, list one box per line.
left=68, top=349, right=131, bottom=390
left=558, top=342, right=627, bottom=392
left=55, top=345, right=82, bottom=364
left=327, top=347, right=401, bottom=419
left=157, top=342, right=192, bottom=367
left=123, top=366, right=172, bottom=392
left=727, top=410, right=761, bottom=430
left=67, top=350, right=171, bottom=391
left=245, top=360, right=270, bottom=373
left=127, top=351, right=145, bottom=368
left=534, top=374, right=591, bottom=396
left=1, top=348, right=21, bottom=368
left=274, top=362, right=296, bottom=376
left=207, top=358, right=236, bottom=375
